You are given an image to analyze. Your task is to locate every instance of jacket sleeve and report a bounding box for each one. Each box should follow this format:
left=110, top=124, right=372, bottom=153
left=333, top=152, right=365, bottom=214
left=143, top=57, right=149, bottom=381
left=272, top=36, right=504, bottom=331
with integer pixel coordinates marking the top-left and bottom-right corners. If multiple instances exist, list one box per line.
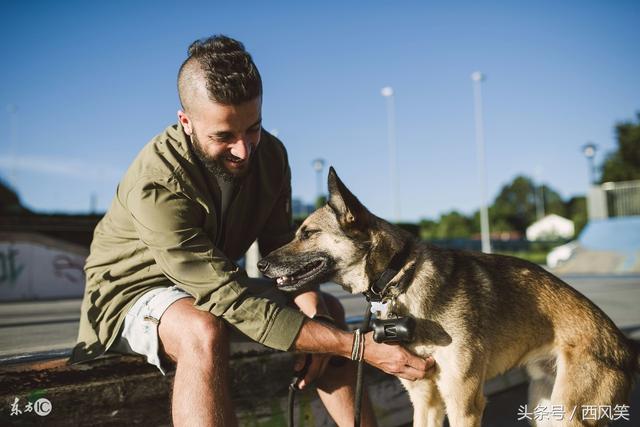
left=126, top=178, right=304, bottom=351
left=257, top=151, right=296, bottom=257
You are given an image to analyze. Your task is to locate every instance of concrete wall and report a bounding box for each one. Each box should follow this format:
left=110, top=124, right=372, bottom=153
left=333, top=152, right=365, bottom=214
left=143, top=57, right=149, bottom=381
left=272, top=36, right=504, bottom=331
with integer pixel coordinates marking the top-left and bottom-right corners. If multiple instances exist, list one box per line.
left=0, top=233, right=87, bottom=301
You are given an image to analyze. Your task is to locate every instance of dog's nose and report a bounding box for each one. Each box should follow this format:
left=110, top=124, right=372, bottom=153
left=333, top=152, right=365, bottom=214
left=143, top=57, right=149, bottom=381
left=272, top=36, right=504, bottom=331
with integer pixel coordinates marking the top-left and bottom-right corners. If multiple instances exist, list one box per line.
left=257, top=259, right=269, bottom=272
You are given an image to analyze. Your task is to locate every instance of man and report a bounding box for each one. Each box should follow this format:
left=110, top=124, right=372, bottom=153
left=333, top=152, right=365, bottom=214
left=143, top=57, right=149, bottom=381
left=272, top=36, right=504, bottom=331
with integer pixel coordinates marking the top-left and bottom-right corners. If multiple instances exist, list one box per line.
left=70, top=35, right=432, bottom=426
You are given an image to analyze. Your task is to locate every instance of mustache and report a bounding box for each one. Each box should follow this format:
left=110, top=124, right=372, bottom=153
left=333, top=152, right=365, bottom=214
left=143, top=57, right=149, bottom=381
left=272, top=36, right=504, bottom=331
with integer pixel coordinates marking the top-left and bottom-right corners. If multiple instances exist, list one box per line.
left=224, top=144, right=254, bottom=162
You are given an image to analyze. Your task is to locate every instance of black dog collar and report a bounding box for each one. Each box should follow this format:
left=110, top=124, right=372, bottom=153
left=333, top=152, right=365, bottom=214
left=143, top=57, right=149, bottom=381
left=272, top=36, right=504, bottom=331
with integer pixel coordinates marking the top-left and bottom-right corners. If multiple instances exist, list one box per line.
left=364, top=240, right=414, bottom=302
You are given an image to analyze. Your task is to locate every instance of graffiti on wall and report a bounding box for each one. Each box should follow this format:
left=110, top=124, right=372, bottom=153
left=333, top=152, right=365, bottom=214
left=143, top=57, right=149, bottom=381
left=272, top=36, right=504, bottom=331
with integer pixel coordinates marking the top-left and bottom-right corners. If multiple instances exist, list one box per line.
left=0, top=241, right=87, bottom=301
left=53, top=255, right=85, bottom=284
left=0, top=248, right=25, bottom=286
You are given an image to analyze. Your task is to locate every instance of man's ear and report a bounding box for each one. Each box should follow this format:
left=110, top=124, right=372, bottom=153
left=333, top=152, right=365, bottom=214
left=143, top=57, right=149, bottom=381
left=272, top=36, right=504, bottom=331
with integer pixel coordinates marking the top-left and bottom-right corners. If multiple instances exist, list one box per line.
left=177, top=110, right=193, bottom=136
left=327, top=167, right=371, bottom=230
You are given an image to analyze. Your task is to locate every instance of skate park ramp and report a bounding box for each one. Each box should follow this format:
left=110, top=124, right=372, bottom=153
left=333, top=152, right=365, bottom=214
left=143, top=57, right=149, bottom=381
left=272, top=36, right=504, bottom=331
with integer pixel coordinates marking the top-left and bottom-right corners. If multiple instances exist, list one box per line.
left=551, top=216, right=640, bottom=275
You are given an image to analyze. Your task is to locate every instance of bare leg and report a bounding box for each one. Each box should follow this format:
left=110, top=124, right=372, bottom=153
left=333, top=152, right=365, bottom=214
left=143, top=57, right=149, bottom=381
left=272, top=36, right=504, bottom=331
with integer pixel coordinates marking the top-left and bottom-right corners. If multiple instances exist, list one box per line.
left=316, top=292, right=378, bottom=427
left=159, top=298, right=237, bottom=427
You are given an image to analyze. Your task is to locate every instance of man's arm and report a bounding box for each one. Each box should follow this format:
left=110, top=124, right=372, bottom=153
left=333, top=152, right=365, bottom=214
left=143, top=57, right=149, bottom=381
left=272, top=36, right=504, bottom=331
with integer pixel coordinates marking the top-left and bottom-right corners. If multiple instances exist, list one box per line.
left=292, top=319, right=433, bottom=388
left=127, top=178, right=305, bottom=351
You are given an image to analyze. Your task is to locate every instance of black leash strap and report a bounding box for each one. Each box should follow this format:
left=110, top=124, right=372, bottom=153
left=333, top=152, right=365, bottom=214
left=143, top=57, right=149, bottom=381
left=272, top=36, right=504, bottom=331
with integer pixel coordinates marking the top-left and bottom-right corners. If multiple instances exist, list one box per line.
left=288, top=354, right=312, bottom=427
left=354, top=300, right=372, bottom=427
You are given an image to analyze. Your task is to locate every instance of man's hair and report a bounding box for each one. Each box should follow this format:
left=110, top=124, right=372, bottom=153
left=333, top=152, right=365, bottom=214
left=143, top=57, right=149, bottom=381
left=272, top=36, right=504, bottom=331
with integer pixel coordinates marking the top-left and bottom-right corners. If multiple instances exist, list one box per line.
left=177, top=35, right=262, bottom=111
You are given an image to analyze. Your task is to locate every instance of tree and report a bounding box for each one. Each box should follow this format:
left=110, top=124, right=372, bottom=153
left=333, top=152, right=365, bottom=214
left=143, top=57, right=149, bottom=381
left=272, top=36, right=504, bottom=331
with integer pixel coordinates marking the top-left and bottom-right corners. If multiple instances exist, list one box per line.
left=489, top=176, right=566, bottom=234
left=435, top=211, right=473, bottom=238
left=0, top=177, right=29, bottom=215
left=491, top=176, right=537, bottom=233
left=420, top=176, right=574, bottom=240
left=600, top=112, right=640, bottom=183
left=315, top=195, right=327, bottom=209
left=418, top=218, right=438, bottom=240
left=566, top=196, right=587, bottom=236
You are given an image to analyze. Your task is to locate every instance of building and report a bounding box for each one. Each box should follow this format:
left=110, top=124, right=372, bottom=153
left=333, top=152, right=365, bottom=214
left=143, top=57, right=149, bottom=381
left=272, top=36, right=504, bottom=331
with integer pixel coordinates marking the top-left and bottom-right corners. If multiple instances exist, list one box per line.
left=526, top=214, right=575, bottom=241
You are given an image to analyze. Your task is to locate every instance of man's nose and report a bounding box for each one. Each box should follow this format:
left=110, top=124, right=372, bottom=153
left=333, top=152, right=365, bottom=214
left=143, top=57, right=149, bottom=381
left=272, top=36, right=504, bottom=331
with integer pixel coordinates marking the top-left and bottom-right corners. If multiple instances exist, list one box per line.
left=230, top=139, right=251, bottom=160
left=257, top=259, right=269, bottom=272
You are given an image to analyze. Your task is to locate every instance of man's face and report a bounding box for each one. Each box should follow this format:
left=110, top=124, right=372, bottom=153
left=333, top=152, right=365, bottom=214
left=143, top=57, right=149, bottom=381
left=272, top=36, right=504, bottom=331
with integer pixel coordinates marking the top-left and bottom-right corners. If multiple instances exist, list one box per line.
left=179, top=96, right=262, bottom=182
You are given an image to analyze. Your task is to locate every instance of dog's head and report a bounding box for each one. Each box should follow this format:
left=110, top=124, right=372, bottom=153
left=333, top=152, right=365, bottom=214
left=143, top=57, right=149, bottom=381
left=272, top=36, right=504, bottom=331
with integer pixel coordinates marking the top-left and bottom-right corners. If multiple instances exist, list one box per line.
left=258, top=167, right=398, bottom=294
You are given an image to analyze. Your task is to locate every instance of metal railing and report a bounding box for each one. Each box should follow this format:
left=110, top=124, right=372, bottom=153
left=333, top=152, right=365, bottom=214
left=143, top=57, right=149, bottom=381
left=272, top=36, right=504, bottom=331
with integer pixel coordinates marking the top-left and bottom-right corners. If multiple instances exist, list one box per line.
left=588, top=180, right=640, bottom=219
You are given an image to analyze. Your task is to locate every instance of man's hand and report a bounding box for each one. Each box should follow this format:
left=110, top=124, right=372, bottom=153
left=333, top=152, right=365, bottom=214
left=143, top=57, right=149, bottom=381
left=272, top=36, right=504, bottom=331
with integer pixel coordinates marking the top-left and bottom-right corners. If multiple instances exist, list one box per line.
left=362, top=332, right=435, bottom=381
left=294, top=353, right=331, bottom=389
left=292, top=319, right=434, bottom=382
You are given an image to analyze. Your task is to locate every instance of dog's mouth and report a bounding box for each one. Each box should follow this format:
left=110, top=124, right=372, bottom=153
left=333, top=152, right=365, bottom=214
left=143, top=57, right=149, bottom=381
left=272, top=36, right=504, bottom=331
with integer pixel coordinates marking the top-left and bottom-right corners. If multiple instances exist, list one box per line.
left=274, top=259, right=327, bottom=291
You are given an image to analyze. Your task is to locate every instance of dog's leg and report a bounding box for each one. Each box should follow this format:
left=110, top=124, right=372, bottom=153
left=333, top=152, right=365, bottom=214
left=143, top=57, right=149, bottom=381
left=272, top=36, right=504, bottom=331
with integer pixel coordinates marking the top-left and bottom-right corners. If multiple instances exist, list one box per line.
left=549, top=349, right=632, bottom=427
left=400, top=378, right=445, bottom=427
left=435, top=352, right=486, bottom=427
left=526, top=359, right=556, bottom=427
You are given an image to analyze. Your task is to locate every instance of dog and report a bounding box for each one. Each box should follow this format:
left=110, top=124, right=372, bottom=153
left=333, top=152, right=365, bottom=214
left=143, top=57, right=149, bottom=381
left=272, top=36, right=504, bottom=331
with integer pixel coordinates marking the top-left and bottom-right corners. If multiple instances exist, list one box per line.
left=258, top=167, right=639, bottom=427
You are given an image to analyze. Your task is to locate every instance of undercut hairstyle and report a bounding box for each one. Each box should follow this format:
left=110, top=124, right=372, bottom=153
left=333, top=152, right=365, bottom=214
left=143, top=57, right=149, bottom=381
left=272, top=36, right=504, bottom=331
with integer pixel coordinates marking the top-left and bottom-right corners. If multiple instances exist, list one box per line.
left=177, top=35, right=262, bottom=111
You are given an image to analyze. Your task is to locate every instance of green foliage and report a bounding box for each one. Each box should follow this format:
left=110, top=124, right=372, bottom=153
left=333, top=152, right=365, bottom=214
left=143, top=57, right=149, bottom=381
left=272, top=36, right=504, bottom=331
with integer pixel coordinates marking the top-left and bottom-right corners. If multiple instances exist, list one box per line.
left=0, top=176, right=29, bottom=215
left=600, top=112, right=640, bottom=183
left=418, top=219, right=438, bottom=239
left=420, top=175, right=579, bottom=239
left=420, top=210, right=474, bottom=239
left=437, top=211, right=474, bottom=238
left=488, top=175, right=565, bottom=234
left=314, top=195, right=327, bottom=209
left=565, top=196, right=588, bottom=236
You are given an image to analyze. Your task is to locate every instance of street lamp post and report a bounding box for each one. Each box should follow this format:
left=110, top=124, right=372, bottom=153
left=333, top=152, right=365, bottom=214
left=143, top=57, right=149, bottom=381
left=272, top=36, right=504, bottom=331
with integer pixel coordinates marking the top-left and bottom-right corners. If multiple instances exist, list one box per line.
left=471, top=72, right=491, bottom=254
left=312, top=158, right=325, bottom=203
left=582, top=142, right=597, bottom=186
left=381, top=86, right=400, bottom=222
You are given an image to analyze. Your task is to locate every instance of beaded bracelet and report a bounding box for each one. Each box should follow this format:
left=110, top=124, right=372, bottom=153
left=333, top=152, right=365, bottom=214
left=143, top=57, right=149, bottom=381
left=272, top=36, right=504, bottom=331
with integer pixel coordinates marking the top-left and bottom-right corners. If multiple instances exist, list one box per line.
left=351, top=329, right=365, bottom=361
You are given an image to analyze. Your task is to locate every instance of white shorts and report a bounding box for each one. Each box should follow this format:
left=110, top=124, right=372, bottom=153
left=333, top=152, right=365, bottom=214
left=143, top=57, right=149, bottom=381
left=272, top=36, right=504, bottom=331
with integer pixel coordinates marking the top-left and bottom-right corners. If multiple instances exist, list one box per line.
left=108, top=285, right=192, bottom=375
left=108, top=279, right=290, bottom=375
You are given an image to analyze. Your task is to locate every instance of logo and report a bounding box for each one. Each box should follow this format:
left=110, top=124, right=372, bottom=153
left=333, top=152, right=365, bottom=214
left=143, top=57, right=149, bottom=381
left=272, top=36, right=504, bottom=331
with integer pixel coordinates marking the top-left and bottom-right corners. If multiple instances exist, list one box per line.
left=34, top=398, right=52, bottom=416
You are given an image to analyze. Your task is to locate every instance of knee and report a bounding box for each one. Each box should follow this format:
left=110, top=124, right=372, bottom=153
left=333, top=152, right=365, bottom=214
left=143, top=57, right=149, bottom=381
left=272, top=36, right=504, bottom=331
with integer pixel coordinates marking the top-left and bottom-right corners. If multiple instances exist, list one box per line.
left=179, top=312, right=228, bottom=358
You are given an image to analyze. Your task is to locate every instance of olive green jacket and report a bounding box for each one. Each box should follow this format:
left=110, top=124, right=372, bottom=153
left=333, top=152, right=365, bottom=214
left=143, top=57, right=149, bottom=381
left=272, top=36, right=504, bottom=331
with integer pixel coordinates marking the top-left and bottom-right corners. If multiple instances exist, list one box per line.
left=70, top=123, right=305, bottom=364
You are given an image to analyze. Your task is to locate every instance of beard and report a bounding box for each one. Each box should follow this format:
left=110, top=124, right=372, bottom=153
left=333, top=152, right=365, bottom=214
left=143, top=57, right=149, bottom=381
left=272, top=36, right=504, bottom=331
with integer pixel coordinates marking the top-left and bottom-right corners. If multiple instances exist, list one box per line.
left=190, top=132, right=250, bottom=183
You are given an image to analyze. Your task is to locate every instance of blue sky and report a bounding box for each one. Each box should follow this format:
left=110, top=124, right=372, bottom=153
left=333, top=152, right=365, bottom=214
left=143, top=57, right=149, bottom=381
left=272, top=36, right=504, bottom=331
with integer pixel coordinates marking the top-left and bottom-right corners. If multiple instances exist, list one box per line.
left=1, top=0, right=639, bottom=221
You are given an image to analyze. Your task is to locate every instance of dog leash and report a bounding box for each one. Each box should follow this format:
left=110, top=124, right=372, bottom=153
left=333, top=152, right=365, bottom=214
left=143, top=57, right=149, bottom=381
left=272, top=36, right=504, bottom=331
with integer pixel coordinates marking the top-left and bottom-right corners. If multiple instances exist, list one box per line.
left=287, top=310, right=371, bottom=427
left=288, top=354, right=312, bottom=427
left=354, top=301, right=372, bottom=427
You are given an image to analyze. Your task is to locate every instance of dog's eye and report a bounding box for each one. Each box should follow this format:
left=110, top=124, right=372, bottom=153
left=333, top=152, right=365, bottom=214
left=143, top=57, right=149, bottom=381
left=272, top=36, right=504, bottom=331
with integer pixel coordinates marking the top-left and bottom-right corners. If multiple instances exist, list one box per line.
left=299, top=229, right=318, bottom=240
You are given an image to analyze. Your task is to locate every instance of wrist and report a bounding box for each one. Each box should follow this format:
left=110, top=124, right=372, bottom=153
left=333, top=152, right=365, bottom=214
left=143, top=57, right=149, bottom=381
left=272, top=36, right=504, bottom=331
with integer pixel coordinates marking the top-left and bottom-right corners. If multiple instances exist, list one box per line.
left=312, top=313, right=336, bottom=327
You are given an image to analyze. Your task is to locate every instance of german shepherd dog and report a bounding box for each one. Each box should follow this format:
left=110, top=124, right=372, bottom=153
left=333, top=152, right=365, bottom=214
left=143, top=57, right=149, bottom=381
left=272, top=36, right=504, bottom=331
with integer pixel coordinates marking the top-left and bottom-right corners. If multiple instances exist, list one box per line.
left=259, top=168, right=638, bottom=427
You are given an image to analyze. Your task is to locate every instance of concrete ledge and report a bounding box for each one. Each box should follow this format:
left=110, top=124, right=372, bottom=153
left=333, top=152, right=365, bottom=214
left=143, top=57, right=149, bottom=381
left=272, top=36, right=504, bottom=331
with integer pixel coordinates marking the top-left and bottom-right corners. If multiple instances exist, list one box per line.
left=0, top=349, right=414, bottom=426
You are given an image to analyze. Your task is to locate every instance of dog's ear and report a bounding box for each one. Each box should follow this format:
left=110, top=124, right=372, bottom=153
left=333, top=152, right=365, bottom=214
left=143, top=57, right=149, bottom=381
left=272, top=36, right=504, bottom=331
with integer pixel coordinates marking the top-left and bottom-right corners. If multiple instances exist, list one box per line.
left=327, top=167, right=370, bottom=231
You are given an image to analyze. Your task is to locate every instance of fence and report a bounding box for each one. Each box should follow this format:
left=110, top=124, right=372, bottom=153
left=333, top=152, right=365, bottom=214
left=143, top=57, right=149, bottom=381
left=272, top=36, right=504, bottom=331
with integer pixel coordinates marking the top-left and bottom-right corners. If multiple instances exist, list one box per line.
left=588, top=180, right=640, bottom=220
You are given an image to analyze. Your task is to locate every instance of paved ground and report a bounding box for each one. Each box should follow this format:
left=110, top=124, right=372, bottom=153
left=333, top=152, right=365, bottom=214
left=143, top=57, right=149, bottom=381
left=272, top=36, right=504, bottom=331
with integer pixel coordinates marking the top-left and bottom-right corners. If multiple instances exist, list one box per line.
left=2, top=275, right=638, bottom=360
left=0, top=274, right=638, bottom=424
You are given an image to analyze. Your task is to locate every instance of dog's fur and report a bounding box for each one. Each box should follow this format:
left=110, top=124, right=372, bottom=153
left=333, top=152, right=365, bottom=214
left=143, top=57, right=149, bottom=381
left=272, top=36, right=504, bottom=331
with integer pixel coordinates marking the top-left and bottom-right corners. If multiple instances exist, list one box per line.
left=259, top=168, right=638, bottom=427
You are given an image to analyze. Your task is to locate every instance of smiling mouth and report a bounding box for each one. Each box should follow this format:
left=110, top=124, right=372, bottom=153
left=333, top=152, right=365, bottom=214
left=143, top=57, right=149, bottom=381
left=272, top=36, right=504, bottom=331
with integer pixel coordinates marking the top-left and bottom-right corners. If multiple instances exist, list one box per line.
left=275, top=260, right=326, bottom=290
left=224, top=156, right=245, bottom=166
